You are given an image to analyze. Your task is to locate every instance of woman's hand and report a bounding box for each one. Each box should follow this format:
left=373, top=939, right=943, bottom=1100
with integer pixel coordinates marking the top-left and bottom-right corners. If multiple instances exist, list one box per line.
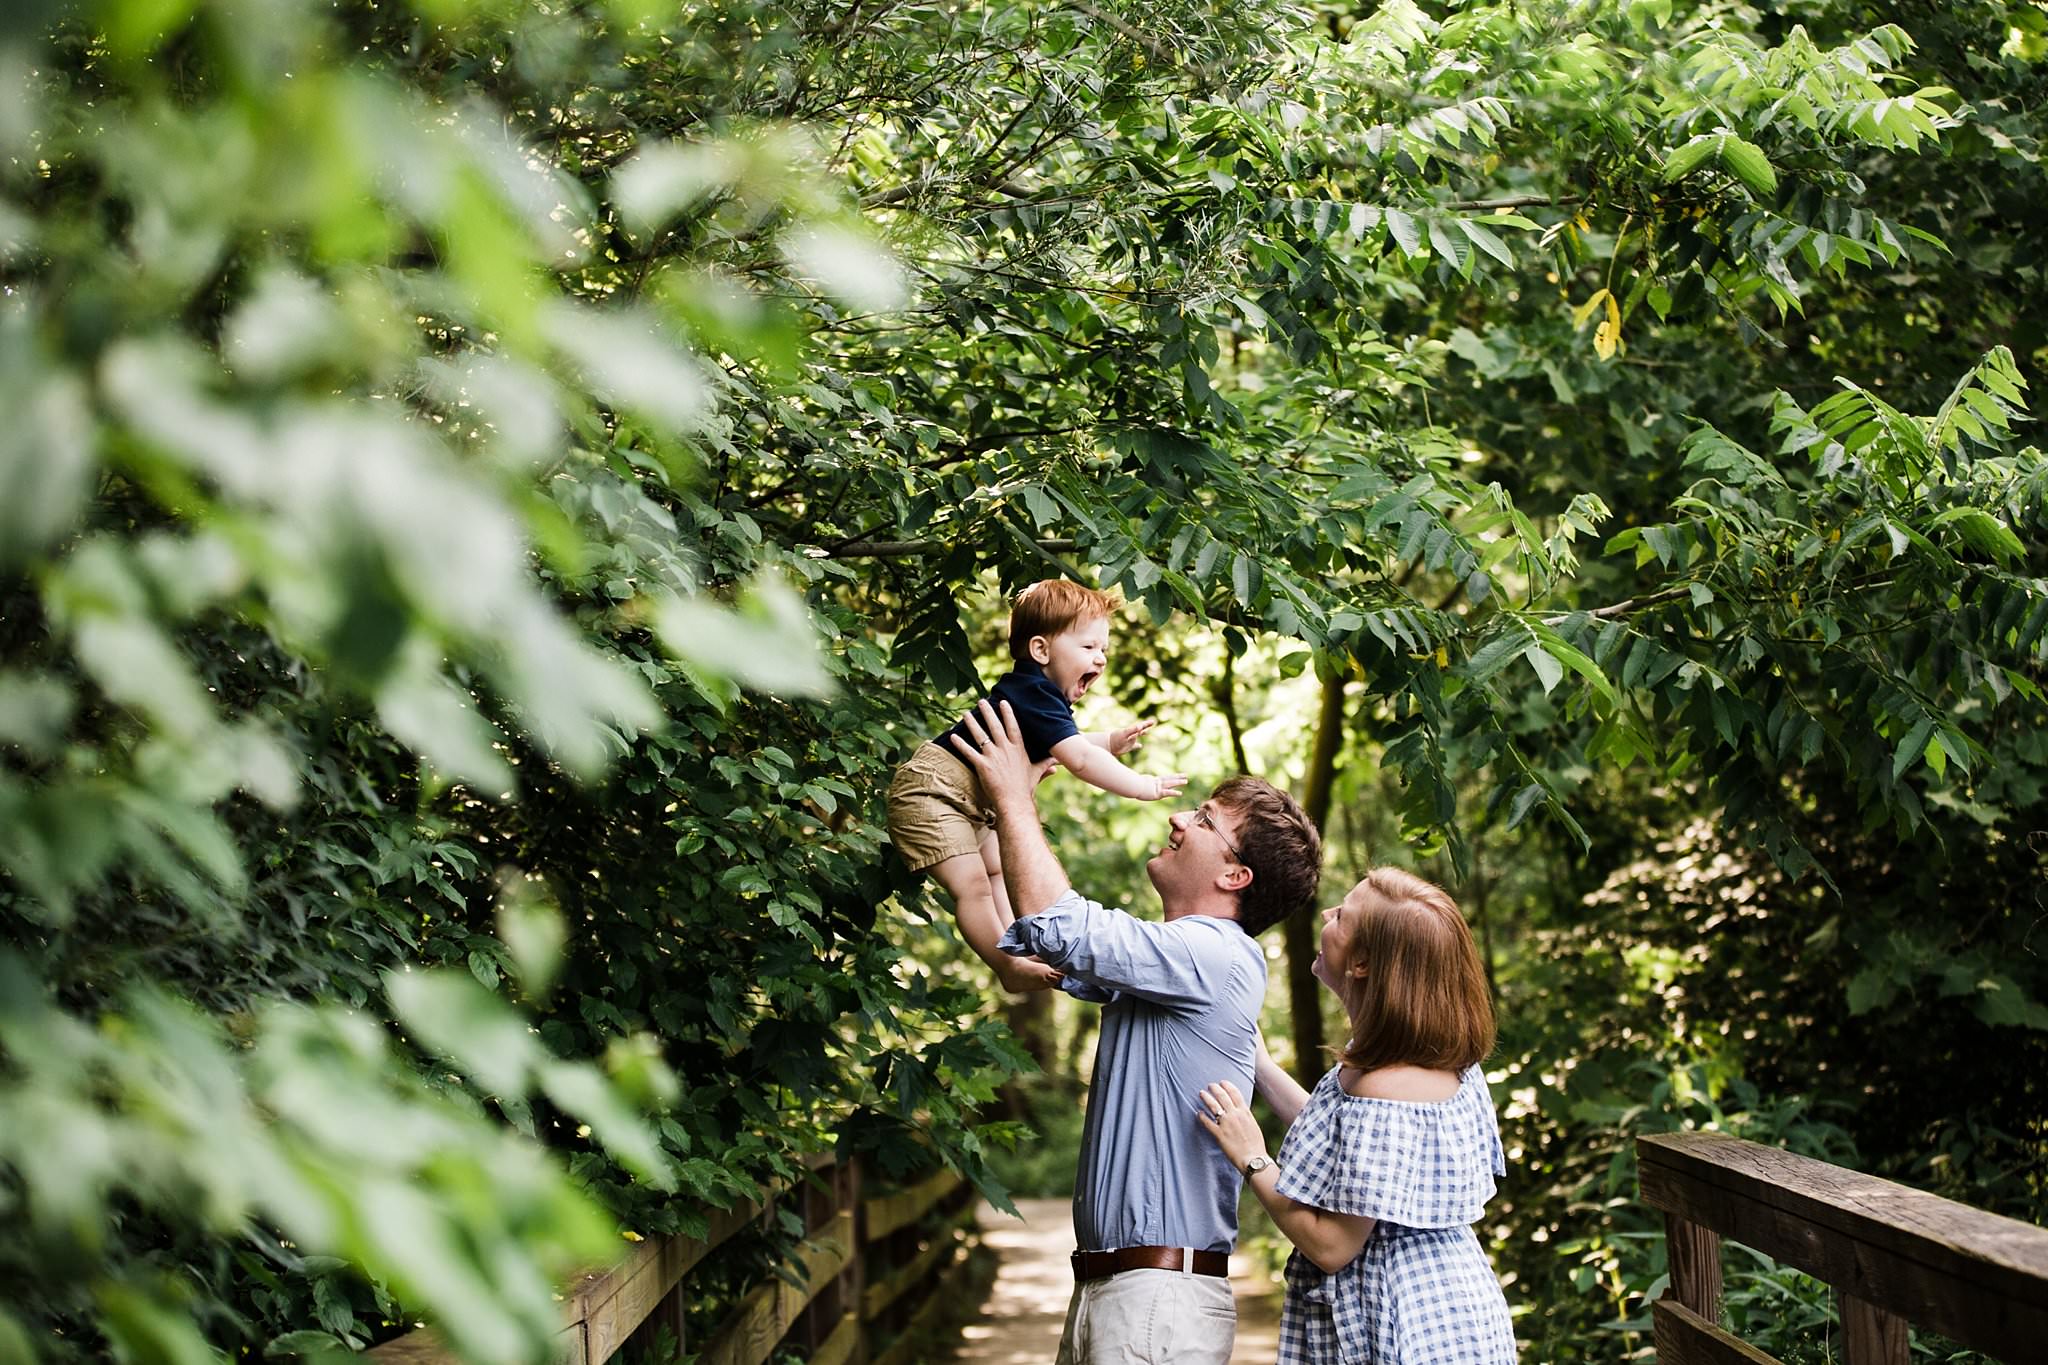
left=1194, top=1079, right=1266, bottom=1170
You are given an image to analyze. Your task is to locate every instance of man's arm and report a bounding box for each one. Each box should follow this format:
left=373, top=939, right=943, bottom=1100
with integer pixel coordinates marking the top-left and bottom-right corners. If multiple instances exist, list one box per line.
left=949, top=700, right=1069, bottom=917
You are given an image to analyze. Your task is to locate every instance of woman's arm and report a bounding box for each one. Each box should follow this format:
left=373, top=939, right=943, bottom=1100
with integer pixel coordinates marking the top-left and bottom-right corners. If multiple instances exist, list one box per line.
left=1196, top=1080, right=1374, bottom=1275
left=1252, top=1029, right=1311, bottom=1125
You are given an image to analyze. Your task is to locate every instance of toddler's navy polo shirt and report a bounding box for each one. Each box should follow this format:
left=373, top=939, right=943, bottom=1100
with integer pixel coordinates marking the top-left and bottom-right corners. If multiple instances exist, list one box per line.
left=936, top=661, right=1080, bottom=764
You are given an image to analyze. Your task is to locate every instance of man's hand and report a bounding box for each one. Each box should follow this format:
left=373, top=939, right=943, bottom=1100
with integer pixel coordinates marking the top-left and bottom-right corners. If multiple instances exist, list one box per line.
left=948, top=700, right=1040, bottom=815
left=949, top=699, right=1072, bottom=918
left=1104, top=719, right=1155, bottom=756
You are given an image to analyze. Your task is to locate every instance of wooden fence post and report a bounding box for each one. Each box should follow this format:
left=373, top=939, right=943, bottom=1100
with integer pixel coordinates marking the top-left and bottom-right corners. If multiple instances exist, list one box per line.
left=841, top=1158, right=865, bottom=1365
left=1665, top=1213, right=1722, bottom=1321
left=1840, top=1293, right=1908, bottom=1365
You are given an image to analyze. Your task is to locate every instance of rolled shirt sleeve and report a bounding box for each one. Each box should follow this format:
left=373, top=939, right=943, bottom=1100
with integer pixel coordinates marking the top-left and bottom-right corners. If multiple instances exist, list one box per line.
left=1000, top=889, right=1244, bottom=1011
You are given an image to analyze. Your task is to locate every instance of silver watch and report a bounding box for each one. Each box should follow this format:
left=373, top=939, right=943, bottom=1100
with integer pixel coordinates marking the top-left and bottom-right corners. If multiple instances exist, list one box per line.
left=1242, top=1155, right=1274, bottom=1178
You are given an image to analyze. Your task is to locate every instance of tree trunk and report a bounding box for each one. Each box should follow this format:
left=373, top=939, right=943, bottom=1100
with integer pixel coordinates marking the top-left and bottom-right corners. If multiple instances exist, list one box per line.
left=999, top=990, right=1056, bottom=1118
left=1470, top=839, right=1499, bottom=1005
left=1287, top=670, right=1347, bottom=1084
left=1212, top=643, right=1250, bottom=775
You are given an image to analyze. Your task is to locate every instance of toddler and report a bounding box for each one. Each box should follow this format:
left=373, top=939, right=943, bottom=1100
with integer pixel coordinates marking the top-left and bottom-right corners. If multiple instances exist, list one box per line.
left=885, top=580, right=1186, bottom=992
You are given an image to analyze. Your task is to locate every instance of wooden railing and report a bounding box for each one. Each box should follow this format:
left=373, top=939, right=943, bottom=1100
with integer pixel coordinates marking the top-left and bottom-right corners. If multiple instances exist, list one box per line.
left=367, top=1155, right=978, bottom=1365
left=1638, top=1132, right=2048, bottom=1364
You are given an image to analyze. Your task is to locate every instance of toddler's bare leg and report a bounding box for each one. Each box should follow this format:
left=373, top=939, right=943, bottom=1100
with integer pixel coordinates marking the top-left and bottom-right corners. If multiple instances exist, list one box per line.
left=930, top=849, right=1060, bottom=994
left=980, top=828, right=1015, bottom=925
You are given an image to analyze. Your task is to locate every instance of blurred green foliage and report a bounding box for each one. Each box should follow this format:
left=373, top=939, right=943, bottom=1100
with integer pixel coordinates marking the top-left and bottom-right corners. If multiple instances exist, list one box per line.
left=2, top=0, right=2045, bottom=1361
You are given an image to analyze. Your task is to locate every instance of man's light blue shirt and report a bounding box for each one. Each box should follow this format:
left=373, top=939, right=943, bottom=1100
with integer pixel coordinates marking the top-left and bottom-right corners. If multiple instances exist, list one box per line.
left=1000, top=889, right=1265, bottom=1254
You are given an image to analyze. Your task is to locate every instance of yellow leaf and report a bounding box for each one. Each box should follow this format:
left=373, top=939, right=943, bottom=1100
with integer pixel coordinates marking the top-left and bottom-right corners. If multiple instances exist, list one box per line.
left=1570, top=287, right=1611, bottom=329
left=1435, top=645, right=1449, bottom=669
left=1593, top=293, right=1623, bottom=360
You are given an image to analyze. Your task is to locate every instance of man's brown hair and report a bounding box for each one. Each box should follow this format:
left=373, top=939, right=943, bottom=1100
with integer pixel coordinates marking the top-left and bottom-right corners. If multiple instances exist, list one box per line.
left=1008, top=580, right=1122, bottom=662
left=1335, top=867, right=1495, bottom=1074
left=1211, top=777, right=1321, bottom=936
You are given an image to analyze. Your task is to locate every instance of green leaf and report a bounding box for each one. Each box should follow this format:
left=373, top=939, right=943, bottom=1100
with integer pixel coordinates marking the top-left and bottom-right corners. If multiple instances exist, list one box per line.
left=376, top=668, right=516, bottom=793
left=1458, top=218, right=1515, bottom=268
left=1718, top=136, right=1778, bottom=196
left=1660, top=133, right=1720, bottom=183
left=1929, top=507, right=2025, bottom=565
left=1970, top=975, right=2048, bottom=1030
left=1426, top=216, right=1471, bottom=272
left=655, top=577, right=835, bottom=698
left=782, top=223, right=908, bottom=313
left=1506, top=782, right=1545, bottom=830
left=1524, top=644, right=1564, bottom=694
left=1466, top=628, right=1528, bottom=683
left=1384, top=207, right=1422, bottom=257
left=97, top=1283, right=225, bottom=1365
left=385, top=969, right=538, bottom=1095
left=545, top=304, right=711, bottom=435
left=266, top=1331, right=348, bottom=1359
left=0, top=313, right=93, bottom=567
left=497, top=885, right=567, bottom=1000
left=1845, top=967, right=1896, bottom=1015
left=1892, top=716, right=1934, bottom=780
left=537, top=1060, right=675, bottom=1189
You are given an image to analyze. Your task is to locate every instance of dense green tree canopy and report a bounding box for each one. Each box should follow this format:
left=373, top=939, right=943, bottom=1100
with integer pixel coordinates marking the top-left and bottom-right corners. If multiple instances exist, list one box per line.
left=1, top=0, right=2042, bottom=1361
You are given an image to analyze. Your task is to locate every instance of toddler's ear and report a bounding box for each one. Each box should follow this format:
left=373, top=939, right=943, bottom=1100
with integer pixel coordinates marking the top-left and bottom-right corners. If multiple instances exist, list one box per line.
left=1027, top=635, right=1052, bottom=664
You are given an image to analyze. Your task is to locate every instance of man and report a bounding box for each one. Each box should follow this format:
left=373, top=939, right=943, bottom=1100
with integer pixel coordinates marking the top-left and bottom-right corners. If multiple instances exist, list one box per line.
left=951, top=699, right=1323, bottom=1365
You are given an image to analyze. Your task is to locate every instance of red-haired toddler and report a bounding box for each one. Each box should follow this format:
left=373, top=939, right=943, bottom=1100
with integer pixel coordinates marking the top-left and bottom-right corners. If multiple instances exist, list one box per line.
left=885, top=580, right=1186, bottom=992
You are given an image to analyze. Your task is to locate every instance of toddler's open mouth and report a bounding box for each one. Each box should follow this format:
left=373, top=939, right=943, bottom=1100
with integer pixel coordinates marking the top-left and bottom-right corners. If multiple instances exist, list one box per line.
left=1075, top=669, right=1100, bottom=696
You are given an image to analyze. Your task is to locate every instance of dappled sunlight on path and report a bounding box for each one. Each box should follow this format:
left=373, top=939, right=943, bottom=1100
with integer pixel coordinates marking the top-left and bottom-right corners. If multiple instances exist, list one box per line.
left=953, top=1199, right=1281, bottom=1365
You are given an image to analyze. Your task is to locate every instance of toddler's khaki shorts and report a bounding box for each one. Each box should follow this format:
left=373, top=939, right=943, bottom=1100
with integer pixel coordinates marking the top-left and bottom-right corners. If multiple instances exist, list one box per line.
left=886, top=741, right=993, bottom=872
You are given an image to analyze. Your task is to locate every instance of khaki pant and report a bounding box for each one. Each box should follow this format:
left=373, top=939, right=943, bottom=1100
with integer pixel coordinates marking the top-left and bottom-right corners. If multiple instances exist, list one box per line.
left=885, top=741, right=993, bottom=872
left=1055, top=1269, right=1236, bottom=1365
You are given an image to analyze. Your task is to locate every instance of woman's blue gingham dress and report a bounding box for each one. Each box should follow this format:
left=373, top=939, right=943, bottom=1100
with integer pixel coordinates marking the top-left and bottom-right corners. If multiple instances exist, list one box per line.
left=1271, top=1065, right=1517, bottom=1364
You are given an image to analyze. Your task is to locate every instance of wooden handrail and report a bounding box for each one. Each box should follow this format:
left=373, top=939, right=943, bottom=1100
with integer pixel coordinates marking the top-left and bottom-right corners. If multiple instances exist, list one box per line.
left=863, top=1167, right=962, bottom=1242
left=696, top=1209, right=857, bottom=1365
left=365, top=1153, right=976, bottom=1365
left=1638, top=1131, right=2048, bottom=1363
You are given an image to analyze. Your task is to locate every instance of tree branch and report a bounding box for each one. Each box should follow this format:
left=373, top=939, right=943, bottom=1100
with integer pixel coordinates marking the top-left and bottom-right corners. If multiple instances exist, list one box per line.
left=818, top=537, right=1080, bottom=559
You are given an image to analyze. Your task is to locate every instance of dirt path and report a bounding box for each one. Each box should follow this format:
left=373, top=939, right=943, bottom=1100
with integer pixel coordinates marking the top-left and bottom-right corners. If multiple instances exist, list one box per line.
left=952, top=1199, right=1281, bottom=1365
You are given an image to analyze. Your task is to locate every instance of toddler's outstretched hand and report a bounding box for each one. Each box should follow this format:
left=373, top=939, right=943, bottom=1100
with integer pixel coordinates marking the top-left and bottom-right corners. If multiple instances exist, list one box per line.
left=1149, top=772, right=1189, bottom=801
left=1105, top=719, right=1156, bottom=756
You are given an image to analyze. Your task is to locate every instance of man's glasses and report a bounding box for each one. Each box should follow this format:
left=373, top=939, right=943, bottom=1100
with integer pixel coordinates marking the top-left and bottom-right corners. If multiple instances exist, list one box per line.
left=1192, top=807, right=1243, bottom=863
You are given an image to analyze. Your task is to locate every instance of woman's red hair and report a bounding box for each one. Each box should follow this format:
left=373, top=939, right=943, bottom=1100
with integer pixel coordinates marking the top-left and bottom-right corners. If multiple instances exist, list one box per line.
left=1336, top=867, right=1495, bottom=1074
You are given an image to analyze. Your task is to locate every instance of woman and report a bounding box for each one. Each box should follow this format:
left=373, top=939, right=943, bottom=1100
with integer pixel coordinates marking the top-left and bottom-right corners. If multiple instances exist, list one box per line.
left=1197, top=867, right=1516, bottom=1362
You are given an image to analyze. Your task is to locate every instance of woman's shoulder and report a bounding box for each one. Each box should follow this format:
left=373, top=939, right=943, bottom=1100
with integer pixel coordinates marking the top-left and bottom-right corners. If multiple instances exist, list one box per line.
left=1338, top=1064, right=1464, bottom=1103
left=1275, top=1063, right=1505, bottom=1226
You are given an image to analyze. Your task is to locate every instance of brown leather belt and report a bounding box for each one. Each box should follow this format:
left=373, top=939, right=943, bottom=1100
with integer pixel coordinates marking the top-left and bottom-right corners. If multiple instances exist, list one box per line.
left=1071, top=1246, right=1230, bottom=1282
